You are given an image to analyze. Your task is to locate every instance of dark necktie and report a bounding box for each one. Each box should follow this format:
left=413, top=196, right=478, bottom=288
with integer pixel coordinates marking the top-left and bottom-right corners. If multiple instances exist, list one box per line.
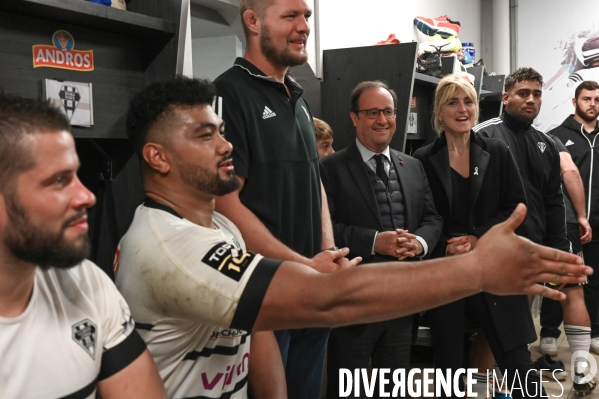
left=374, top=154, right=388, bottom=186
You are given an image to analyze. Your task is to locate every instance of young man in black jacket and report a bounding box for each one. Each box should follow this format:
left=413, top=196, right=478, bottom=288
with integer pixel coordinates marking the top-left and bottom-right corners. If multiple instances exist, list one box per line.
left=474, top=68, right=596, bottom=395
left=548, top=80, right=599, bottom=356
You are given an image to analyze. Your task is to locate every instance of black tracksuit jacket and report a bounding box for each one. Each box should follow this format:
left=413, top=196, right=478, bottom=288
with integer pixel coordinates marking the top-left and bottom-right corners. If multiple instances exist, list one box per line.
left=473, top=113, right=570, bottom=251
left=548, top=115, right=599, bottom=232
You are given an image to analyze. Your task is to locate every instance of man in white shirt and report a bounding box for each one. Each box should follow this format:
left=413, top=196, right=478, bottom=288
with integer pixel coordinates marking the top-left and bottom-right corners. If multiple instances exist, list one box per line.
left=0, top=92, right=167, bottom=399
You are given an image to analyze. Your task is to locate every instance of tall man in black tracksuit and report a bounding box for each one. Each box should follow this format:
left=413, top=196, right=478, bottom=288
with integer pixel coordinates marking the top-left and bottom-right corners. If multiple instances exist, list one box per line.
left=473, top=67, right=595, bottom=395
left=536, top=132, right=593, bottom=357
left=213, top=1, right=338, bottom=397
left=547, top=80, right=599, bottom=356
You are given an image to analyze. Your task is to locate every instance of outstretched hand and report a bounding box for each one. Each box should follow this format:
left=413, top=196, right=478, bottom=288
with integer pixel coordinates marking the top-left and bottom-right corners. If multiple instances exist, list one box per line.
left=473, top=204, right=592, bottom=301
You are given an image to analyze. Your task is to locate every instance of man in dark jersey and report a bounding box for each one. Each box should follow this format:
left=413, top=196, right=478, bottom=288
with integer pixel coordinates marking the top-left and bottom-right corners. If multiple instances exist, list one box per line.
left=537, top=133, right=592, bottom=363
left=212, top=0, right=337, bottom=396
left=549, top=81, right=599, bottom=356
left=474, top=67, right=595, bottom=395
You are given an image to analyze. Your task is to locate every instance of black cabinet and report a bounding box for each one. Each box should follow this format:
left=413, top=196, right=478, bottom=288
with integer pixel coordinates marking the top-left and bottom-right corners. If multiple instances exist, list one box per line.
left=0, top=0, right=182, bottom=276
left=0, top=0, right=177, bottom=139
left=320, top=44, right=504, bottom=155
left=321, top=43, right=418, bottom=152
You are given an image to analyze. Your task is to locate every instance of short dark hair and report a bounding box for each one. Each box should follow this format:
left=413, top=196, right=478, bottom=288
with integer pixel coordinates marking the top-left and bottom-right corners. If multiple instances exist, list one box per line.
left=504, top=67, right=544, bottom=91
left=126, top=77, right=217, bottom=158
left=575, top=80, right=599, bottom=98
left=350, top=81, right=398, bottom=113
left=0, top=92, right=70, bottom=193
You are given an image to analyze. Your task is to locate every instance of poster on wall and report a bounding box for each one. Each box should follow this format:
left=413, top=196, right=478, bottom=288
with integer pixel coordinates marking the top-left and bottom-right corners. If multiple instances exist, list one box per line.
left=33, top=30, right=94, bottom=72
left=43, top=79, right=94, bottom=127
left=517, top=1, right=599, bottom=132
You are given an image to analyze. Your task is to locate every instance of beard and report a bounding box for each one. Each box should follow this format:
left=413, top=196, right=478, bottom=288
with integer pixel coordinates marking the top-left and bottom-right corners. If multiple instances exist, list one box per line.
left=260, top=24, right=308, bottom=68
left=3, top=194, right=90, bottom=270
left=176, top=156, right=241, bottom=196
left=575, top=103, right=598, bottom=123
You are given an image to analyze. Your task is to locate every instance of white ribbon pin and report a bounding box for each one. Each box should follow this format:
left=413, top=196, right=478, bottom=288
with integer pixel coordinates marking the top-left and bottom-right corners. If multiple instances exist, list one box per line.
left=474, top=167, right=479, bottom=176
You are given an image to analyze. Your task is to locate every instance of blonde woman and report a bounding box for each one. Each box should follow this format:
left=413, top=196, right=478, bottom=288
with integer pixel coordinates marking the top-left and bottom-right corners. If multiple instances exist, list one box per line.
left=414, top=75, right=543, bottom=398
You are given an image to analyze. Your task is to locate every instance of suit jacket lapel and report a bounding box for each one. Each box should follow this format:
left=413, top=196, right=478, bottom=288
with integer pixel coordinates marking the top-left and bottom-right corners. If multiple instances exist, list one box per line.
left=346, top=143, right=383, bottom=228
left=469, top=135, right=490, bottom=211
left=429, top=145, right=452, bottom=215
left=390, top=150, right=411, bottom=228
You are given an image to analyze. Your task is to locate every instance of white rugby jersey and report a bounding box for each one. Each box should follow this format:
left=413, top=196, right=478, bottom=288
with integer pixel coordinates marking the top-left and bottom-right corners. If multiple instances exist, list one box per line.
left=115, top=199, right=281, bottom=399
left=0, top=260, right=144, bottom=398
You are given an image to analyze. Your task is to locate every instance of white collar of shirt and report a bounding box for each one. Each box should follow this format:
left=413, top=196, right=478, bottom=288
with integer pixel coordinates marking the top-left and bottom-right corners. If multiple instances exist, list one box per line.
left=356, top=138, right=391, bottom=173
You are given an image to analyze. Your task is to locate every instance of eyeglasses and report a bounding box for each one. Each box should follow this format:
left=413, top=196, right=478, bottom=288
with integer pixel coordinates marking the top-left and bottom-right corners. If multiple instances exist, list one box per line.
left=356, top=108, right=397, bottom=119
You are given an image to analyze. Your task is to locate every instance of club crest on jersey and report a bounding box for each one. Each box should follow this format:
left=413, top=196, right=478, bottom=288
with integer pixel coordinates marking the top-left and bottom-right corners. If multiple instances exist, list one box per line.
left=537, top=142, right=546, bottom=153
left=202, top=242, right=256, bottom=281
left=72, top=319, right=97, bottom=360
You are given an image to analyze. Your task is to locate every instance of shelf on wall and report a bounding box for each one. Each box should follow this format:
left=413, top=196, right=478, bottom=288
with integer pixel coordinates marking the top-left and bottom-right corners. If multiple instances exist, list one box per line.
left=415, top=73, right=502, bottom=98
left=480, top=90, right=502, bottom=99
left=0, top=0, right=176, bottom=40
left=409, top=71, right=504, bottom=147
left=414, top=72, right=442, bottom=86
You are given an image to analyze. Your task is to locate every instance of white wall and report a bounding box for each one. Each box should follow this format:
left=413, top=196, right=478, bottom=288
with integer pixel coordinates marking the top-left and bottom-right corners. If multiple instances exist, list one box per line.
left=182, top=2, right=194, bottom=78
left=188, top=0, right=486, bottom=81
left=516, top=0, right=599, bottom=131
left=190, top=0, right=318, bottom=80
left=193, top=35, right=243, bottom=81
left=317, top=0, right=481, bottom=77
left=517, top=0, right=599, bottom=77
left=480, top=0, right=494, bottom=72
left=302, top=0, right=317, bottom=76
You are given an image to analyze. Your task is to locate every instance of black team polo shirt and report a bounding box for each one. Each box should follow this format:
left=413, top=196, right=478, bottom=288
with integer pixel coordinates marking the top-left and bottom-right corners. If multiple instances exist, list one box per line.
left=213, top=58, right=322, bottom=258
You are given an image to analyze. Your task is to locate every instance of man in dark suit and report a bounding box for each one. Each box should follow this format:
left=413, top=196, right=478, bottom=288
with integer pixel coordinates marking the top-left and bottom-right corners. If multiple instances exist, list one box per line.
left=321, top=80, right=442, bottom=398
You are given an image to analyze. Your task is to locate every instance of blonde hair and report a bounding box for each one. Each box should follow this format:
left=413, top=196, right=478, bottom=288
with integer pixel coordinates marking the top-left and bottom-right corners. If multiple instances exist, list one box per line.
left=433, top=74, right=479, bottom=135
left=313, top=118, right=334, bottom=141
